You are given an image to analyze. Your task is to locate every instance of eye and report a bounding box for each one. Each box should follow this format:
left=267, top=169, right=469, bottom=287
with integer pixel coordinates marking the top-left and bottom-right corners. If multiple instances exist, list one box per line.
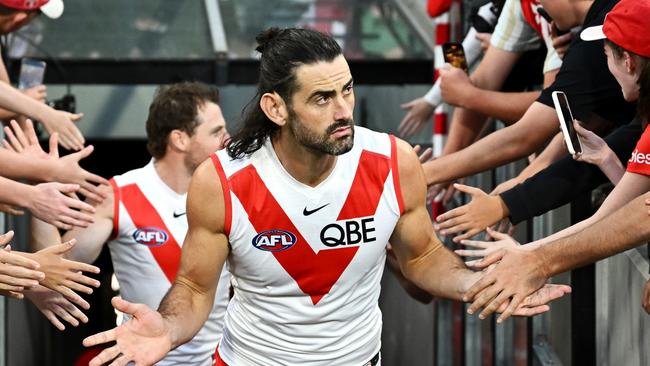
left=343, top=84, right=354, bottom=95
left=315, top=95, right=330, bottom=105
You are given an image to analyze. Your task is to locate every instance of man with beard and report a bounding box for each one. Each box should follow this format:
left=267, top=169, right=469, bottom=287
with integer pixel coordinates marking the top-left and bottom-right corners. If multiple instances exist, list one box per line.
left=83, top=28, right=570, bottom=366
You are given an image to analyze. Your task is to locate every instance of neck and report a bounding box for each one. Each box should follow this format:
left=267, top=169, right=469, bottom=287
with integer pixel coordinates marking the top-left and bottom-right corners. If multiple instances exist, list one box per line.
left=574, top=1, right=595, bottom=26
left=271, top=132, right=337, bottom=187
left=152, top=155, right=192, bottom=194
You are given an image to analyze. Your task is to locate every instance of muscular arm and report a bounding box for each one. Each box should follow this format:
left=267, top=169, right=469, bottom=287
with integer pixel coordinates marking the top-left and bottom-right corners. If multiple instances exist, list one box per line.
left=423, top=102, right=559, bottom=185
left=157, top=159, right=229, bottom=348
left=389, top=138, right=479, bottom=300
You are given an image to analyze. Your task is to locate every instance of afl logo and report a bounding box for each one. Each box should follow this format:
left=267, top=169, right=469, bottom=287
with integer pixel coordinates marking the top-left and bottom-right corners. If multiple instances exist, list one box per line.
left=252, top=230, right=297, bottom=252
left=133, top=227, right=169, bottom=247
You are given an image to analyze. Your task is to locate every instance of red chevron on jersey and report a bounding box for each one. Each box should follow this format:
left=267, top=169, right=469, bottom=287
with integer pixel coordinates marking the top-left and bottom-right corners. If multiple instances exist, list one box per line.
left=230, top=150, right=391, bottom=305
left=337, top=150, right=391, bottom=221
left=119, top=184, right=182, bottom=283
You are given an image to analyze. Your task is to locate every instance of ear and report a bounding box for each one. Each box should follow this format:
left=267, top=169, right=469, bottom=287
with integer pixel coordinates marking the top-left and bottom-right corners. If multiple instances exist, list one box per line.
left=624, top=51, right=637, bottom=75
left=260, top=92, right=289, bottom=127
left=168, top=129, right=189, bottom=153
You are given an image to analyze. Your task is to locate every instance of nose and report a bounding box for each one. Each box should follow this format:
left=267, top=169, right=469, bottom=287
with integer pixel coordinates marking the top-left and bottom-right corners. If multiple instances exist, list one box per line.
left=333, top=95, right=353, bottom=121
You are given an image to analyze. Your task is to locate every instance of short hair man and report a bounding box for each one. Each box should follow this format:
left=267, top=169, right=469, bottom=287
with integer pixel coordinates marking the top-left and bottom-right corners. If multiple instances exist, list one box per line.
left=33, top=81, right=232, bottom=365
left=83, top=28, right=569, bottom=366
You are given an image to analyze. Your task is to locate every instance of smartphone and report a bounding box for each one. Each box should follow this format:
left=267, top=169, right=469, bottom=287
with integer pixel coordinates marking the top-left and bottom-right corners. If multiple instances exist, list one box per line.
left=442, top=42, right=468, bottom=72
left=18, top=58, right=46, bottom=89
left=551, top=91, right=582, bottom=155
left=536, top=7, right=568, bottom=36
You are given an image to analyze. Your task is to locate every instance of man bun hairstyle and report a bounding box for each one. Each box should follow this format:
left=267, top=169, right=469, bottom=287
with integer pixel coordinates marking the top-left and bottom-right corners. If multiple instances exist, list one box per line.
left=227, top=27, right=343, bottom=159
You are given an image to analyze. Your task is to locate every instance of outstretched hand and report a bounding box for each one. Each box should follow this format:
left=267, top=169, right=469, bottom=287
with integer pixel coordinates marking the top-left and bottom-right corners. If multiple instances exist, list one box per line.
left=434, top=184, right=507, bottom=242
left=0, top=231, right=44, bottom=297
left=2, top=119, right=58, bottom=162
left=398, top=98, right=435, bottom=137
left=51, top=145, right=110, bottom=202
left=462, top=244, right=554, bottom=323
left=22, top=240, right=100, bottom=308
left=25, top=285, right=89, bottom=330
left=28, top=182, right=96, bottom=230
left=455, top=228, right=521, bottom=267
left=40, top=110, right=85, bottom=151
left=83, top=297, right=173, bottom=366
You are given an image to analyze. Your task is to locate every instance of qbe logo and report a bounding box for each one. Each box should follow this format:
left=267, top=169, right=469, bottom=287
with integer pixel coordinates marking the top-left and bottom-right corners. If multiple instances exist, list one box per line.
left=252, top=230, right=297, bottom=252
left=133, top=227, right=169, bottom=247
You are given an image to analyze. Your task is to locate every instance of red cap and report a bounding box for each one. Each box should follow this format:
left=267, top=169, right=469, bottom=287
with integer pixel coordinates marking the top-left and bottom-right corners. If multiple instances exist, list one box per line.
left=0, top=0, right=63, bottom=19
left=581, top=0, right=650, bottom=58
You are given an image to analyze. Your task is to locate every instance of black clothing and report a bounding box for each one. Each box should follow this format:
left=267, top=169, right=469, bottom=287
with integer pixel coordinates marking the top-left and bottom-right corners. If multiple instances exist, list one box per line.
left=537, top=0, right=636, bottom=126
left=501, top=120, right=643, bottom=224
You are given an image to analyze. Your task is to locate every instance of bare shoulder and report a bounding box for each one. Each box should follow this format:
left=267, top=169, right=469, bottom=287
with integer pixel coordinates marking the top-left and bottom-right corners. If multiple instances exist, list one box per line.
left=393, top=137, right=422, bottom=180
left=187, top=157, right=226, bottom=232
left=393, top=137, right=426, bottom=209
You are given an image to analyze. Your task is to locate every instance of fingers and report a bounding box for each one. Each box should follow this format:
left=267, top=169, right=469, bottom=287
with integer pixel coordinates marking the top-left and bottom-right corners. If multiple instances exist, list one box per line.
left=511, top=305, right=550, bottom=317
left=43, top=309, right=66, bottom=331
left=452, top=183, right=482, bottom=196
left=0, top=251, right=41, bottom=270
left=109, top=354, right=131, bottom=366
left=0, top=264, right=44, bottom=283
left=466, top=280, right=501, bottom=315
left=0, top=230, right=14, bottom=246
left=86, top=344, right=120, bottom=366
left=49, top=132, right=59, bottom=158
left=470, top=248, right=506, bottom=269
left=418, top=147, right=433, bottom=163
left=0, top=283, right=25, bottom=292
left=70, top=112, right=84, bottom=122
left=10, top=120, right=29, bottom=148
left=454, top=248, right=486, bottom=257
left=435, top=206, right=465, bottom=227
left=452, top=228, right=484, bottom=243
left=23, top=119, right=38, bottom=145
left=496, top=294, right=525, bottom=323
left=56, top=286, right=90, bottom=309
left=112, top=296, right=143, bottom=316
left=84, top=171, right=110, bottom=187
left=51, top=304, right=80, bottom=328
left=3, top=124, right=22, bottom=152
left=485, top=227, right=509, bottom=241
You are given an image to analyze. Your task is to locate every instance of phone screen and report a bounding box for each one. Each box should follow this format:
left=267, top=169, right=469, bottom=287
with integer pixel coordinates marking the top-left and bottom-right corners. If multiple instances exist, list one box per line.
left=19, top=58, right=46, bottom=89
left=442, top=43, right=468, bottom=72
left=555, top=92, right=582, bottom=154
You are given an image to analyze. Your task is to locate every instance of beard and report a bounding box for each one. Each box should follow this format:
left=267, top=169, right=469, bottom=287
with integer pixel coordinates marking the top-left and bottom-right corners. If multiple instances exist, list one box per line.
left=287, top=109, right=355, bottom=156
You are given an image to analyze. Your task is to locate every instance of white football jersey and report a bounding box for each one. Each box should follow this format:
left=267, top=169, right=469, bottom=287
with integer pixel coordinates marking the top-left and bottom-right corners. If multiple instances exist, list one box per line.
left=213, top=127, right=403, bottom=365
left=109, top=160, right=231, bottom=366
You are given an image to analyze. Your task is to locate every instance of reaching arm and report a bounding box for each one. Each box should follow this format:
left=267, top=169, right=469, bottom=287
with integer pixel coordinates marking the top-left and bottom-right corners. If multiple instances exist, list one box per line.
left=500, top=121, right=642, bottom=224
left=422, top=102, right=559, bottom=185
left=389, top=138, right=480, bottom=299
left=83, top=158, right=229, bottom=366
left=390, top=138, right=570, bottom=311
left=529, top=172, right=650, bottom=249
left=464, top=190, right=650, bottom=322
left=30, top=183, right=114, bottom=264
left=440, top=46, right=523, bottom=156
left=158, top=159, right=229, bottom=348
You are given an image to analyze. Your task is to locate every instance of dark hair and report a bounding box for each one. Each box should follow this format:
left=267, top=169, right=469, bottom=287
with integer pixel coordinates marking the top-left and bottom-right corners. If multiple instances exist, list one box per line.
left=146, top=81, right=220, bottom=159
left=226, top=27, right=343, bottom=159
left=606, top=39, right=650, bottom=122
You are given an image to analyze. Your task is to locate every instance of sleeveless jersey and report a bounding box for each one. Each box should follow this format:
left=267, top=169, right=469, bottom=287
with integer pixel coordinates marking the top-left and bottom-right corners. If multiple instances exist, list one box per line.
left=109, top=160, right=231, bottom=366
left=213, top=127, right=404, bottom=365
